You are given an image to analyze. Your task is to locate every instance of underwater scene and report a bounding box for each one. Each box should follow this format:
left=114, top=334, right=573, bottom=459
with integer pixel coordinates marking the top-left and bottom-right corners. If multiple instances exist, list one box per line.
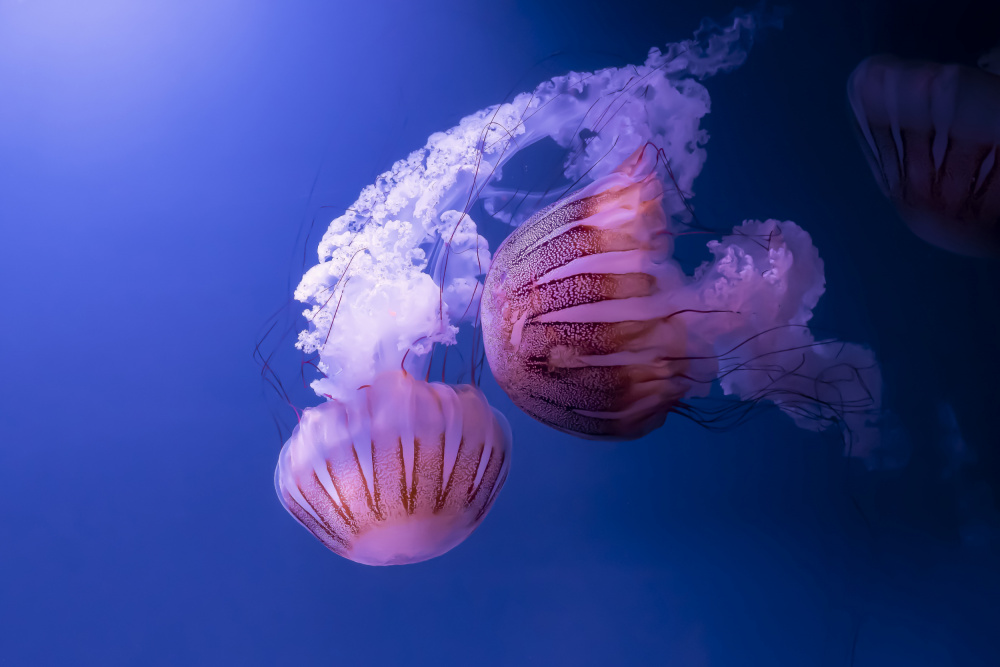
left=1, top=1, right=998, bottom=665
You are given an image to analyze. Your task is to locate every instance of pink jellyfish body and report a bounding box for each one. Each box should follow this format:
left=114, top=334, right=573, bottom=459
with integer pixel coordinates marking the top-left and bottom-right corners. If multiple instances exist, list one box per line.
left=481, top=147, right=698, bottom=439
left=848, top=55, right=1000, bottom=257
left=481, top=143, right=883, bottom=445
left=275, top=371, right=511, bottom=566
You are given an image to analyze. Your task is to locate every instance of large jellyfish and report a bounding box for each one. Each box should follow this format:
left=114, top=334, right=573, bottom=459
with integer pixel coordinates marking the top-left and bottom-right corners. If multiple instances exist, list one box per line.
left=847, top=54, right=1000, bottom=257
left=276, top=9, right=885, bottom=566
left=481, top=144, right=879, bottom=442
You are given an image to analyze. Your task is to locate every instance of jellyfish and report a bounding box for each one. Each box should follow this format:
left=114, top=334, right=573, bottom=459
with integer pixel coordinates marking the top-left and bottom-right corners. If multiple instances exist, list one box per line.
left=847, top=54, right=1000, bottom=257
left=275, top=370, right=510, bottom=565
left=481, top=142, right=881, bottom=443
left=276, top=9, right=884, bottom=566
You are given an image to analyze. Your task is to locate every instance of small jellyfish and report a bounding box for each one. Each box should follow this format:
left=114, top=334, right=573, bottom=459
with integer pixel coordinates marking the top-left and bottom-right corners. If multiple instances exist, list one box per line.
left=847, top=54, right=1000, bottom=257
left=275, top=370, right=511, bottom=566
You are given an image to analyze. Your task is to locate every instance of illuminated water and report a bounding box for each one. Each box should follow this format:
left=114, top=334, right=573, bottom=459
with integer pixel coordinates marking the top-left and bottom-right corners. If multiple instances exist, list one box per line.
left=1, top=1, right=998, bottom=665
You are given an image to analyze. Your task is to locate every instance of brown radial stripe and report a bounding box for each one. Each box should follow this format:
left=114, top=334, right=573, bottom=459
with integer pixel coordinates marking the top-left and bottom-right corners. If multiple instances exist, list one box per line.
left=444, top=438, right=481, bottom=512
left=503, top=192, right=611, bottom=266
left=521, top=272, right=656, bottom=319
left=474, top=463, right=509, bottom=523
left=502, top=230, right=650, bottom=303
left=325, top=443, right=377, bottom=525
left=519, top=365, right=627, bottom=412
left=460, top=441, right=487, bottom=506
left=309, top=468, right=357, bottom=534
left=426, top=389, right=449, bottom=511
left=973, top=148, right=999, bottom=199
left=372, top=435, right=406, bottom=521
left=516, top=319, right=666, bottom=359
left=394, top=438, right=409, bottom=515
left=433, top=436, right=466, bottom=514
left=351, top=443, right=381, bottom=520
left=411, top=437, right=423, bottom=514
left=468, top=447, right=505, bottom=517
left=467, top=444, right=495, bottom=500
left=325, top=461, right=359, bottom=534
left=872, top=130, right=901, bottom=188
left=412, top=433, right=445, bottom=515
left=402, top=436, right=425, bottom=516
left=515, top=397, right=615, bottom=437
left=297, top=473, right=353, bottom=541
left=285, top=491, right=351, bottom=553
left=964, top=145, right=996, bottom=212
left=507, top=223, right=634, bottom=286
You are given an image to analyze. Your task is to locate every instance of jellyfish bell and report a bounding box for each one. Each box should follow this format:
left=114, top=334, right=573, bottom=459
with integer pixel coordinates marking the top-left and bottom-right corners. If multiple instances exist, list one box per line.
left=275, top=370, right=511, bottom=566
left=847, top=54, right=1000, bottom=258
left=481, top=145, right=708, bottom=440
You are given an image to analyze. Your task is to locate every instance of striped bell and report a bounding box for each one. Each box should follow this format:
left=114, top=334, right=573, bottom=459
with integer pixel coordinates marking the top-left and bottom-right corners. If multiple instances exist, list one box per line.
left=275, top=370, right=511, bottom=565
left=481, top=146, right=701, bottom=440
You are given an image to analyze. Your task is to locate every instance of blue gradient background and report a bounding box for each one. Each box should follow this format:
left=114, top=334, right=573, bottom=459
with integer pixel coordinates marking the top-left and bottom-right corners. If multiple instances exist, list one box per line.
left=1, top=1, right=998, bottom=665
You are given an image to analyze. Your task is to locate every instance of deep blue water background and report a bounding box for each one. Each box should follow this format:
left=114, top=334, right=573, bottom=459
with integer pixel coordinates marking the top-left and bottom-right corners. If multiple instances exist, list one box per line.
left=2, top=1, right=999, bottom=665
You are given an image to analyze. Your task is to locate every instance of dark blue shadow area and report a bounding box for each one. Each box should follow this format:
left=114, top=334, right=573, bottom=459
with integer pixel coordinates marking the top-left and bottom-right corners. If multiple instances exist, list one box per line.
left=1, top=1, right=998, bottom=665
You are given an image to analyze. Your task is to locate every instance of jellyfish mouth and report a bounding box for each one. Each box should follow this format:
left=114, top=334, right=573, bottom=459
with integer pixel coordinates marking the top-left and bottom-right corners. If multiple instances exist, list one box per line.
left=347, top=513, right=476, bottom=566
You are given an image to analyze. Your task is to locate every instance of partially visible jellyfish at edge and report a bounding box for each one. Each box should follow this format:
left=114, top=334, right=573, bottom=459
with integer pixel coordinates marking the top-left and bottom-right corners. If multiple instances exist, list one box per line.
left=847, top=54, right=1000, bottom=257
left=274, top=8, right=886, bottom=566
